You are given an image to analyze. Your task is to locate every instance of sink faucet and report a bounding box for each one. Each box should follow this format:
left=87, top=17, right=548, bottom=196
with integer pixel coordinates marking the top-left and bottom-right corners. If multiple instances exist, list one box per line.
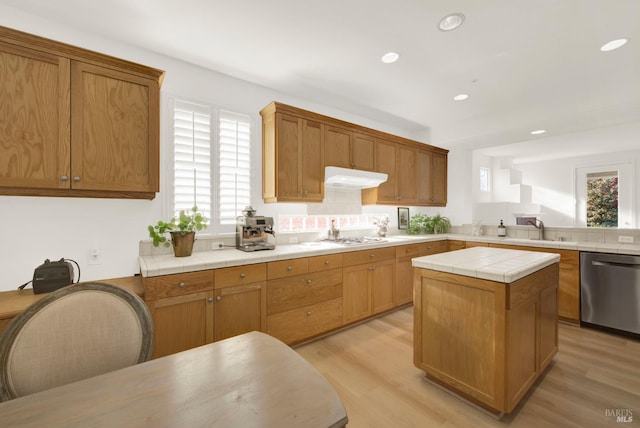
left=526, top=219, right=545, bottom=240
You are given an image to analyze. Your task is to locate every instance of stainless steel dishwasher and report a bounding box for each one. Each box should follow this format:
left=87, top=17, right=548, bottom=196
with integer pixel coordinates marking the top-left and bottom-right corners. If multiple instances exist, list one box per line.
left=580, top=252, right=640, bottom=336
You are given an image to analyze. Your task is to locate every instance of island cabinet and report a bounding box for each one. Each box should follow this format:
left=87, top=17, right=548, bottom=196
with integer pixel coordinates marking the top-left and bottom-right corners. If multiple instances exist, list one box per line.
left=266, top=254, right=343, bottom=345
left=213, top=264, right=267, bottom=342
left=0, top=26, right=163, bottom=199
left=489, top=243, right=580, bottom=322
left=413, top=248, right=559, bottom=414
left=143, top=270, right=215, bottom=359
left=342, top=247, right=396, bottom=324
left=261, top=105, right=324, bottom=202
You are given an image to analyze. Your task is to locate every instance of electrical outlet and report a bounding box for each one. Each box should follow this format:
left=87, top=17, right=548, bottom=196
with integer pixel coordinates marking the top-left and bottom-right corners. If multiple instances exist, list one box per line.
left=289, top=237, right=299, bottom=244
left=88, top=247, right=102, bottom=265
left=618, top=236, right=634, bottom=244
left=211, top=241, right=225, bottom=250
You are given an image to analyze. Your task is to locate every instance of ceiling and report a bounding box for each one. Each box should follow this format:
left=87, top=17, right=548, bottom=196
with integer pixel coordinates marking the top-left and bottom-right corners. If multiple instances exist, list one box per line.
left=2, top=0, right=640, bottom=156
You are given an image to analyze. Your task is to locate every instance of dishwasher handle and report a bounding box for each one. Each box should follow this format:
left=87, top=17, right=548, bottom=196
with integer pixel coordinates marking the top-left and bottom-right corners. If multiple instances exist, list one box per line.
left=592, top=260, right=640, bottom=269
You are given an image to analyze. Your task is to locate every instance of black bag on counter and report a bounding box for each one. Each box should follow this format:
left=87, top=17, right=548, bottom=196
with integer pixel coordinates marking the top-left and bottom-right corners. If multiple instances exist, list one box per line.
left=18, top=258, right=80, bottom=294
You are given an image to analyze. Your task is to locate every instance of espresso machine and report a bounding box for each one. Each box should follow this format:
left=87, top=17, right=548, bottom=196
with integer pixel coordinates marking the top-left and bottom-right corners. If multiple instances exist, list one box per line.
left=236, top=206, right=275, bottom=252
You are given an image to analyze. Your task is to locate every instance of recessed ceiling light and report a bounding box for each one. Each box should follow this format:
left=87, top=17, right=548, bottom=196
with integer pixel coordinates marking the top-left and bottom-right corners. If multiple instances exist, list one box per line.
left=438, top=13, right=465, bottom=31
left=453, top=94, right=469, bottom=101
left=381, top=52, right=399, bottom=64
left=600, top=38, right=629, bottom=52
left=531, top=129, right=546, bottom=135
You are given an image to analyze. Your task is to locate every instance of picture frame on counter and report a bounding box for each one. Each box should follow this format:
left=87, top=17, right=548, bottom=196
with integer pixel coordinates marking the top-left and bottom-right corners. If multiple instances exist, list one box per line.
left=398, top=207, right=409, bottom=230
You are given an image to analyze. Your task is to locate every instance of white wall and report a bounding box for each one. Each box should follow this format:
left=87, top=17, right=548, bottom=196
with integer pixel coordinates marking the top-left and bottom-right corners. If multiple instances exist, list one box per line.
left=0, top=6, right=432, bottom=291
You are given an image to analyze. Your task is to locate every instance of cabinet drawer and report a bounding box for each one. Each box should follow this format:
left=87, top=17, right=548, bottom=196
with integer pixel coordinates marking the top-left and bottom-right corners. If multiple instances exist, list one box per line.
left=421, top=241, right=447, bottom=255
left=395, top=244, right=421, bottom=259
left=343, top=247, right=396, bottom=267
left=267, top=258, right=309, bottom=279
left=267, top=298, right=343, bottom=345
left=267, top=269, right=343, bottom=315
left=144, top=270, right=214, bottom=301
left=308, top=253, right=343, bottom=272
left=214, top=264, right=266, bottom=289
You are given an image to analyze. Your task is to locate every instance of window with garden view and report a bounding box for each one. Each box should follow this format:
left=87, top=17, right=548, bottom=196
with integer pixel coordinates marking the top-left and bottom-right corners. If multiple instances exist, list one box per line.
left=586, top=171, right=618, bottom=228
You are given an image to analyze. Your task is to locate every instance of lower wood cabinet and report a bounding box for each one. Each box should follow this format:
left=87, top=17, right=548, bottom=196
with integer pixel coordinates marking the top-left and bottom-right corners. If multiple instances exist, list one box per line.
left=267, top=298, right=343, bottom=345
left=342, top=247, right=396, bottom=324
left=146, top=290, right=214, bottom=359
left=214, top=282, right=266, bottom=342
left=143, top=270, right=215, bottom=359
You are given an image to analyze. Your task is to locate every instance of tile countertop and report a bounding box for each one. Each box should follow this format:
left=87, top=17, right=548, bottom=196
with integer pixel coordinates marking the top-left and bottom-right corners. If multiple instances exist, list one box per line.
left=412, top=246, right=561, bottom=283
left=138, top=233, right=640, bottom=278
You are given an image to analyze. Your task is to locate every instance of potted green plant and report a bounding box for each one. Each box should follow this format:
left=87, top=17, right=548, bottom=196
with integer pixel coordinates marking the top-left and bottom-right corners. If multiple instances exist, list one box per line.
left=148, top=206, right=208, bottom=257
left=429, top=214, right=451, bottom=234
left=407, top=213, right=430, bottom=235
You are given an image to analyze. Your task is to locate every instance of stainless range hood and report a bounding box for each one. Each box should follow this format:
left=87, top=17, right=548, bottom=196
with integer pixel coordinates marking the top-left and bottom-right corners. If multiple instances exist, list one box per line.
left=324, top=166, right=388, bottom=189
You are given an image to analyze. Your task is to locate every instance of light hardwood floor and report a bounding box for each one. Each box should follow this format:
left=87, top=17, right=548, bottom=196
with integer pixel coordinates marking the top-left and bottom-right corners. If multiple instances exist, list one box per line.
left=295, top=307, right=640, bottom=427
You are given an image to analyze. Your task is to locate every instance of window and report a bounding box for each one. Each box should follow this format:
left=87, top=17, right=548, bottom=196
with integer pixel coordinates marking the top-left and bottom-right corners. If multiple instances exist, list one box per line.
left=586, top=171, right=618, bottom=227
left=479, top=167, right=490, bottom=192
left=576, top=163, right=633, bottom=228
left=170, top=98, right=251, bottom=232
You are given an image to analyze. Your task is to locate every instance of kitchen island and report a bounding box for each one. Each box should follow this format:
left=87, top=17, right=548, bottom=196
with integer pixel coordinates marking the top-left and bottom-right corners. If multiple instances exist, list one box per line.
left=412, top=247, right=560, bottom=415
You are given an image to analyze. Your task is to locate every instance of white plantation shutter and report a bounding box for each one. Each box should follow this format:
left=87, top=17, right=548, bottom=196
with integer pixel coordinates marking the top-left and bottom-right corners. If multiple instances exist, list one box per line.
left=218, top=110, right=251, bottom=225
left=171, top=98, right=250, bottom=230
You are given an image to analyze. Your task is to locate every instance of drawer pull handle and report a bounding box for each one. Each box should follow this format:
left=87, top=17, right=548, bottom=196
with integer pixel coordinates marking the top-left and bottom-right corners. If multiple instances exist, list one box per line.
left=307, top=311, right=312, bottom=316
left=73, top=176, right=81, bottom=182
left=406, top=248, right=412, bottom=252
left=208, top=297, right=213, bottom=303
left=324, top=261, right=330, bottom=265
left=178, top=282, right=185, bottom=288
left=240, top=273, right=246, bottom=278
left=370, top=254, right=375, bottom=258
left=60, top=175, right=68, bottom=181
left=287, top=266, right=293, bottom=271
left=216, top=296, right=221, bottom=301
left=306, top=279, right=312, bottom=285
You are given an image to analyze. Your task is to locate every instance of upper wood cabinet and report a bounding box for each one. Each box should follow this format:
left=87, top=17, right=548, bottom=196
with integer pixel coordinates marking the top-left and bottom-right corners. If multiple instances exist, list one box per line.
left=323, top=126, right=375, bottom=171
left=0, top=26, right=163, bottom=199
left=417, top=149, right=447, bottom=205
left=261, top=107, right=323, bottom=202
left=260, top=102, right=448, bottom=206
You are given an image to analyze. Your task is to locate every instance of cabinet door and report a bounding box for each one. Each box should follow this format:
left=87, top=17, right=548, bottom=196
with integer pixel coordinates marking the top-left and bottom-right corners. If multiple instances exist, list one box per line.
left=396, top=257, right=414, bottom=305
left=371, top=259, right=396, bottom=314
left=323, top=125, right=351, bottom=169
left=300, top=119, right=323, bottom=201
left=351, top=133, right=375, bottom=171
left=397, top=145, right=417, bottom=204
left=416, top=150, right=433, bottom=204
left=342, top=265, right=371, bottom=324
left=373, top=139, right=397, bottom=203
left=0, top=42, right=70, bottom=190
left=214, top=282, right=266, bottom=342
left=70, top=62, right=159, bottom=193
left=431, top=152, right=447, bottom=205
left=275, top=113, right=300, bottom=199
left=147, top=290, right=214, bottom=359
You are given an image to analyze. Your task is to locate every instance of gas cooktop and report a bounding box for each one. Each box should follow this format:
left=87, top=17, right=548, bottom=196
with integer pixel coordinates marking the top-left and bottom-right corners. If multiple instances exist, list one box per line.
left=324, top=236, right=388, bottom=246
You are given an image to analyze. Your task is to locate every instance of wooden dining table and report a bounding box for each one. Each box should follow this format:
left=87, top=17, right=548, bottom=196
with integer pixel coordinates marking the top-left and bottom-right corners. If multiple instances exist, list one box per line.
left=0, top=331, right=348, bottom=427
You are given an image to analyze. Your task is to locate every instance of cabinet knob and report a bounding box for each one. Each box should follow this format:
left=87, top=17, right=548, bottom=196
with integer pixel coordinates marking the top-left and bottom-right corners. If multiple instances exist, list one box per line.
left=208, top=297, right=213, bottom=303
left=73, top=176, right=81, bottom=182
left=216, top=296, right=222, bottom=301
left=324, top=260, right=330, bottom=265
left=287, top=266, right=293, bottom=271
left=240, top=273, right=246, bottom=278
left=307, top=311, right=312, bottom=316
left=406, top=248, right=412, bottom=253
left=370, top=254, right=375, bottom=258
left=178, top=282, right=185, bottom=288
left=350, top=163, right=355, bottom=167
left=396, top=196, right=402, bottom=200
left=369, top=266, right=377, bottom=271
left=60, top=175, right=68, bottom=181
left=306, top=279, right=312, bottom=285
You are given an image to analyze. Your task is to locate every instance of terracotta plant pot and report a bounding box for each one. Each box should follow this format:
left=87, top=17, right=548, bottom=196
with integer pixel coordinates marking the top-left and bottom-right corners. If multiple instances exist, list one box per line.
left=170, top=231, right=195, bottom=257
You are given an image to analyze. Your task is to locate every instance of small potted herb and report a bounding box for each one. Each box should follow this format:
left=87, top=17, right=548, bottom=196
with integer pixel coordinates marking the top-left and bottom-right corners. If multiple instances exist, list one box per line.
left=148, top=206, right=208, bottom=257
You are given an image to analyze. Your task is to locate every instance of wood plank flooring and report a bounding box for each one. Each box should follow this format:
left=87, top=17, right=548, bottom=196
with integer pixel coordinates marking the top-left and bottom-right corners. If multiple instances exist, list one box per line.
left=295, top=307, right=640, bottom=427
